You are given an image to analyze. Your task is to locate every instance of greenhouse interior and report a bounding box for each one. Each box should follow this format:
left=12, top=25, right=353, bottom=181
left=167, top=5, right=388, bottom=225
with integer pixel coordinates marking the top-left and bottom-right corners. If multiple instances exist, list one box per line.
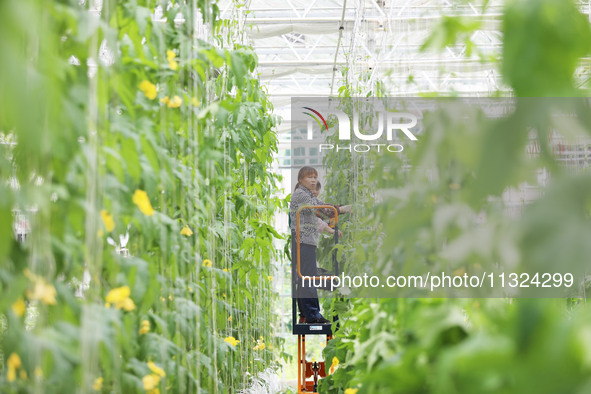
left=3, top=0, right=591, bottom=393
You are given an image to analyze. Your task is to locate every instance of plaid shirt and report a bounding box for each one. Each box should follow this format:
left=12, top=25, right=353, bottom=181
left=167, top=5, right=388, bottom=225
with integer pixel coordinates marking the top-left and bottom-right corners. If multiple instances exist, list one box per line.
left=290, top=185, right=338, bottom=247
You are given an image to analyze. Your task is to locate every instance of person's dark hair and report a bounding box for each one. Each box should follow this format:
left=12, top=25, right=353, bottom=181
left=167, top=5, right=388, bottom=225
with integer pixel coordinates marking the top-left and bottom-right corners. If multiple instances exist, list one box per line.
left=294, top=166, right=318, bottom=191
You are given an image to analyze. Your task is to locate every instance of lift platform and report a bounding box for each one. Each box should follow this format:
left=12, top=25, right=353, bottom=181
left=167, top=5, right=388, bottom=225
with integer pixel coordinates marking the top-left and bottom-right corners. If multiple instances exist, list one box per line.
left=292, top=205, right=340, bottom=393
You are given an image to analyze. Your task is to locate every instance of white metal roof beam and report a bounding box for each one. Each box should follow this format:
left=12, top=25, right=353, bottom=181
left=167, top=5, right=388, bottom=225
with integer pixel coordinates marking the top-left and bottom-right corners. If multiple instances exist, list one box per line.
left=244, top=15, right=502, bottom=23
left=302, top=0, right=321, bottom=17
left=257, top=58, right=513, bottom=66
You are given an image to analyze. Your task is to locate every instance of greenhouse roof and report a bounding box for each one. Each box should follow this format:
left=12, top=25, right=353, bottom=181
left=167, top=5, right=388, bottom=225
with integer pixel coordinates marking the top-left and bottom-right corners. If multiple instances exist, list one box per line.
left=219, top=0, right=507, bottom=107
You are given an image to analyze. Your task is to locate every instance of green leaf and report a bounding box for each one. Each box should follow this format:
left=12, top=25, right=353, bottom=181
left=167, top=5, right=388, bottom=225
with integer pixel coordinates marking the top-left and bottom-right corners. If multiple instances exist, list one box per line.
left=502, top=0, right=591, bottom=96
left=121, top=137, right=141, bottom=183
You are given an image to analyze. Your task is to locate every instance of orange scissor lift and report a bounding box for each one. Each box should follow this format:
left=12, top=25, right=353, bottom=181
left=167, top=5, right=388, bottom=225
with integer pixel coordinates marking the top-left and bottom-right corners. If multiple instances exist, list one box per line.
left=293, top=205, right=340, bottom=393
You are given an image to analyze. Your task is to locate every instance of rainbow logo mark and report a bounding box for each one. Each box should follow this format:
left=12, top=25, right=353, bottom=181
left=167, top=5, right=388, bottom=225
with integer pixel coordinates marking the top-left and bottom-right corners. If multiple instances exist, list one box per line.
left=302, top=107, right=328, bottom=132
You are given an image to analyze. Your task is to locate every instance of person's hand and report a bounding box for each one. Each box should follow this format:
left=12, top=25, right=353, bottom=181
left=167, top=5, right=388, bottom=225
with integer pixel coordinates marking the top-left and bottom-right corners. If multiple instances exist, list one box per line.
left=339, top=205, right=352, bottom=214
left=338, top=230, right=343, bottom=238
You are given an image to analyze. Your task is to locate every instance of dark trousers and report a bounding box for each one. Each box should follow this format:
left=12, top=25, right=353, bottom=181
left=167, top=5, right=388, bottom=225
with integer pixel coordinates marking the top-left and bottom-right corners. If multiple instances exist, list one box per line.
left=292, top=240, right=322, bottom=321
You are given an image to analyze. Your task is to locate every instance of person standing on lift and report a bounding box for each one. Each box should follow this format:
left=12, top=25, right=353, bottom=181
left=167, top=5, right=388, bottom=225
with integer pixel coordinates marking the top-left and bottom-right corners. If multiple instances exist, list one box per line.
left=290, top=166, right=352, bottom=324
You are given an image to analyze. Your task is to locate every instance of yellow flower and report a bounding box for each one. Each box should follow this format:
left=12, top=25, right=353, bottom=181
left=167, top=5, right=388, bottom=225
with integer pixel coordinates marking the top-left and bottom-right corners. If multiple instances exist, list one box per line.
left=139, top=80, right=157, bottom=100
left=344, top=389, right=358, bottom=394
left=453, top=267, right=466, bottom=277
left=254, top=339, right=265, bottom=350
left=142, top=374, right=161, bottom=390
left=118, top=297, right=136, bottom=311
left=190, top=97, right=199, bottom=106
left=166, top=50, right=176, bottom=61
left=202, top=259, right=212, bottom=267
left=148, top=361, right=166, bottom=378
left=26, top=279, right=57, bottom=305
left=6, top=353, right=21, bottom=382
left=19, top=370, right=27, bottom=380
left=106, top=286, right=135, bottom=311
left=133, top=189, right=155, bottom=216
left=8, top=353, right=21, bottom=370
left=34, top=367, right=43, bottom=378
left=7, top=367, right=16, bottom=382
left=92, top=377, right=103, bottom=390
left=180, top=226, right=193, bottom=236
left=228, top=316, right=232, bottom=322
left=12, top=298, right=26, bottom=317
left=148, top=389, right=160, bottom=394
left=167, top=95, right=182, bottom=108
left=267, top=275, right=273, bottom=281
left=222, top=268, right=228, bottom=272
left=100, top=209, right=115, bottom=232
left=106, top=286, right=130, bottom=304
left=330, top=357, right=339, bottom=374
left=224, top=336, right=240, bottom=347
left=160, top=96, right=170, bottom=105
left=168, top=60, right=178, bottom=70
left=139, top=320, right=150, bottom=335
